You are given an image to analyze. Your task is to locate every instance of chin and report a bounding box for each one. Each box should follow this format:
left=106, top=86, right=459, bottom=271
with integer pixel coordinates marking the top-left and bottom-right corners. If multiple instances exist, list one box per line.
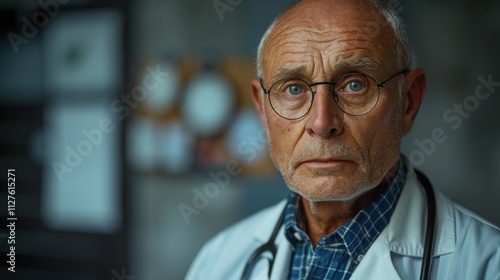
left=285, top=174, right=377, bottom=202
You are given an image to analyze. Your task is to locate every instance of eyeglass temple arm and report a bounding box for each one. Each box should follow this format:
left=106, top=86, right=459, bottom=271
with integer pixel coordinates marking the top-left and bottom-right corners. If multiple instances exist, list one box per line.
left=259, top=78, right=271, bottom=94
left=377, top=69, right=409, bottom=88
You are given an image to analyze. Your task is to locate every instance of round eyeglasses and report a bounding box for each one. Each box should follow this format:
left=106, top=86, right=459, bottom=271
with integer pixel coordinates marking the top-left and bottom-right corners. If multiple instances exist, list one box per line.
left=259, top=69, right=408, bottom=120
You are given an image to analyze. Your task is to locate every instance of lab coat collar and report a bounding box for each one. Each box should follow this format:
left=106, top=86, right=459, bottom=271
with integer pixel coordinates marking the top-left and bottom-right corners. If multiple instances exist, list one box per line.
left=387, top=157, right=456, bottom=257
left=251, top=199, right=291, bottom=280
left=250, top=157, right=456, bottom=279
left=252, top=199, right=287, bottom=244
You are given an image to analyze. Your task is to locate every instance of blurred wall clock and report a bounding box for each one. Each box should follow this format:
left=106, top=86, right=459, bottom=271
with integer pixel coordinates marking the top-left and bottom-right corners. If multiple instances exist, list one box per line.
left=182, top=67, right=235, bottom=137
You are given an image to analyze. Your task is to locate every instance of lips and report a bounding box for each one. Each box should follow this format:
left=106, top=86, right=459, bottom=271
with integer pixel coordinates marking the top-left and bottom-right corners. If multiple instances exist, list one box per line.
left=299, top=158, right=351, bottom=169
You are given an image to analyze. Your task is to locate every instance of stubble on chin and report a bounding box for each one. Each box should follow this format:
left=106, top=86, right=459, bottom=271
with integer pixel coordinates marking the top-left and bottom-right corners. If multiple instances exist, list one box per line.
left=264, top=95, right=404, bottom=201
left=268, top=129, right=403, bottom=201
left=268, top=136, right=379, bottom=201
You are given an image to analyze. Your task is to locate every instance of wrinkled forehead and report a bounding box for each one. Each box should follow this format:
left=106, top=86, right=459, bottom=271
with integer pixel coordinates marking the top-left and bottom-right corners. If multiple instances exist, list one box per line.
left=261, top=0, right=398, bottom=81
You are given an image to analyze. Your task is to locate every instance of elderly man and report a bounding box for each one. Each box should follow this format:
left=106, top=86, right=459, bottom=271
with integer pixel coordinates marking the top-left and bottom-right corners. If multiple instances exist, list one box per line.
left=186, top=0, right=500, bottom=279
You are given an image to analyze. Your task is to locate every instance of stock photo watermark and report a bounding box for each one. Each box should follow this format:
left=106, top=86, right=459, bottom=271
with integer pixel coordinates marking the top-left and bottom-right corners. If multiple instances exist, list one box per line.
left=110, top=267, right=136, bottom=280
left=213, top=0, right=408, bottom=23
left=51, top=64, right=169, bottom=182
left=178, top=129, right=268, bottom=225
left=178, top=160, right=242, bottom=225
left=6, top=169, right=17, bottom=273
left=7, top=0, right=70, bottom=54
left=362, top=0, right=415, bottom=39
left=177, top=71, right=499, bottom=223
left=213, top=0, right=244, bottom=21
left=408, top=74, right=499, bottom=166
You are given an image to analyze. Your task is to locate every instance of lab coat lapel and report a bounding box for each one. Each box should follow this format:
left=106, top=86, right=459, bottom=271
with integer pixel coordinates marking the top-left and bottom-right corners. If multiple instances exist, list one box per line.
left=249, top=199, right=291, bottom=280
left=248, top=266, right=270, bottom=280
left=387, top=161, right=456, bottom=258
left=353, top=159, right=456, bottom=279
left=248, top=231, right=293, bottom=280
left=386, top=166, right=428, bottom=256
left=247, top=159, right=456, bottom=280
left=350, top=229, right=402, bottom=280
left=270, top=229, right=293, bottom=280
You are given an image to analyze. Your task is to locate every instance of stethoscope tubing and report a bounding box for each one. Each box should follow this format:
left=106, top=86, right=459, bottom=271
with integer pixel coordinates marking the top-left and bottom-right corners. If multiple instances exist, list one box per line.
left=241, top=169, right=436, bottom=280
left=415, top=169, right=437, bottom=280
left=240, top=202, right=287, bottom=280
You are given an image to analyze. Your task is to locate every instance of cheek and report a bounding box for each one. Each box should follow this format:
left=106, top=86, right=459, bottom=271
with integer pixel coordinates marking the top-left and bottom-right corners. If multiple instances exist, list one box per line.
left=265, top=111, right=305, bottom=166
left=369, top=102, right=403, bottom=164
left=266, top=107, right=292, bottom=157
left=268, top=122, right=295, bottom=150
left=350, top=98, right=402, bottom=167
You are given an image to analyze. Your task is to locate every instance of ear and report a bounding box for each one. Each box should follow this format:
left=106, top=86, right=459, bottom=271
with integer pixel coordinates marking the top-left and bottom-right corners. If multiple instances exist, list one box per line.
left=402, top=68, right=426, bottom=136
left=251, top=79, right=268, bottom=130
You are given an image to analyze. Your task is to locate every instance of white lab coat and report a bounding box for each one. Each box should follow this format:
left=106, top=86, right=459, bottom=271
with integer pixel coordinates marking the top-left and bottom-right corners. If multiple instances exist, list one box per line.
left=186, top=161, right=500, bottom=280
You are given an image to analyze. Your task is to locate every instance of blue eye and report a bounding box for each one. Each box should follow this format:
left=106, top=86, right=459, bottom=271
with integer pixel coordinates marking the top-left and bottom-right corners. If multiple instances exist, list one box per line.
left=285, top=85, right=303, bottom=95
left=347, top=81, right=364, bottom=92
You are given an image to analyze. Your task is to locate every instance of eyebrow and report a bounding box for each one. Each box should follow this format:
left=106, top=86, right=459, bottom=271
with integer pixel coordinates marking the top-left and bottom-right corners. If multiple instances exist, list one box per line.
left=267, top=57, right=383, bottom=83
left=336, top=57, right=382, bottom=73
left=270, top=65, right=309, bottom=81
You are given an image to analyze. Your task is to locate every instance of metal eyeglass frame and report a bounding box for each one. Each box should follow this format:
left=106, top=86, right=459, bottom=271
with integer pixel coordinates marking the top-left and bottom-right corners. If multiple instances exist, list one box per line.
left=259, top=69, right=409, bottom=120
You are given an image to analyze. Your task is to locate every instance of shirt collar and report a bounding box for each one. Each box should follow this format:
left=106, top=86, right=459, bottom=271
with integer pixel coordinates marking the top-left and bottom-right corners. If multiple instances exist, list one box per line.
left=284, top=158, right=407, bottom=263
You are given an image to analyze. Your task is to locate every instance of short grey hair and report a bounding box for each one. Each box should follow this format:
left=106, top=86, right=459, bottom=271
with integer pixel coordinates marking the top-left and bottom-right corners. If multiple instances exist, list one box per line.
left=369, top=0, right=412, bottom=70
left=256, top=17, right=278, bottom=78
left=255, top=0, right=413, bottom=79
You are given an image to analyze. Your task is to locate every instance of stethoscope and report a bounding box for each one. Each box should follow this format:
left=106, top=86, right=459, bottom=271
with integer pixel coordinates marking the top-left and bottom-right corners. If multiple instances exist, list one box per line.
left=241, top=169, right=436, bottom=280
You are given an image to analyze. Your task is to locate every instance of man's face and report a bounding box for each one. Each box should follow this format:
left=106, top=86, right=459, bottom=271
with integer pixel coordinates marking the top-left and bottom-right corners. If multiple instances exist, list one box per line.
left=255, top=0, right=406, bottom=202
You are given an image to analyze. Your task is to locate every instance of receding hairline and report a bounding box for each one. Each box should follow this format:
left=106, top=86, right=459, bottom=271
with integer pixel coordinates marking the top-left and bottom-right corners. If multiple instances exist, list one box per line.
left=256, top=0, right=412, bottom=79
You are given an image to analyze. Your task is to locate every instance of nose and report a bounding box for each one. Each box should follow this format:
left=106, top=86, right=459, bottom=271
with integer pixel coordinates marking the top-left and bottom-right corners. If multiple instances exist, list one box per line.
left=305, top=85, right=344, bottom=138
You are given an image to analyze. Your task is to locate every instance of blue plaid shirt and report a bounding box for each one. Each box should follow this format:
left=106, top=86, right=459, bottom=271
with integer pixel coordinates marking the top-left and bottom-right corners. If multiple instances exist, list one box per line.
left=284, top=160, right=407, bottom=280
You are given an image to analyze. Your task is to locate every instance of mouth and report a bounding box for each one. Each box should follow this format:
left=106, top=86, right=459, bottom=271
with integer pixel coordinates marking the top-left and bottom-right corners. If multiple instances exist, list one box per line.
left=299, top=158, right=352, bottom=171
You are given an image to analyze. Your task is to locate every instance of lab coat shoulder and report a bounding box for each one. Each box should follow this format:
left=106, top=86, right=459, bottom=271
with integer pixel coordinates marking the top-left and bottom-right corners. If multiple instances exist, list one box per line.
left=185, top=200, right=286, bottom=280
left=353, top=166, right=500, bottom=280
left=186, top=163, right=500, bottom=280
left=446, top=202, right=500, bottom=280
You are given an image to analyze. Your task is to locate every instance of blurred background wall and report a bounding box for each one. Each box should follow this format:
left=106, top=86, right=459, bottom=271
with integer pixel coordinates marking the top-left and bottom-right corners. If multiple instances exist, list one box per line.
left=0, top=0, right=499, bottom=279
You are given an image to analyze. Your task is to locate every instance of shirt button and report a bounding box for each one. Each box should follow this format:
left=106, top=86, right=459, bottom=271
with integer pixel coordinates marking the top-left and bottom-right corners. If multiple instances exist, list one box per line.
left=293, top=232, right=302, bottom=242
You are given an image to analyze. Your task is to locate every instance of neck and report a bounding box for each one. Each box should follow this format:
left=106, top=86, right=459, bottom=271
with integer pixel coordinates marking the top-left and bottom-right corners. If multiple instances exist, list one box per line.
left=301, top=162, right=399, bottom=247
